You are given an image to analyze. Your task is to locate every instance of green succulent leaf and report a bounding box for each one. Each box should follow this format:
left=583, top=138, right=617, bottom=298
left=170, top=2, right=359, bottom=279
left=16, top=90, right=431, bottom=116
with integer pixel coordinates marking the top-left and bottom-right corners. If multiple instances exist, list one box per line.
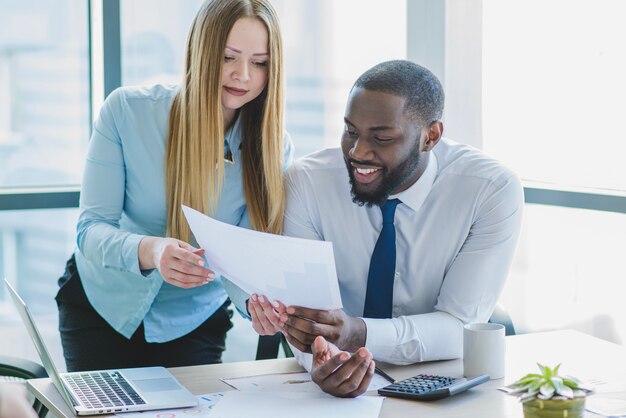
left=557, top=385, right=574, bottom=399
left=551, top=376, right=564, bottom=392
left=507, top=385, right=531, bottom=394
left=540, top=383, right=555, bottom=398
left=553, top=364, right=561, bottom=376
left=519, top=389, right=539, bottom=402
left=514, top=374, right=544, bottom=386
left=528, top=379, right=545, bottom=392
left=563, top=377, right=579, bottom=388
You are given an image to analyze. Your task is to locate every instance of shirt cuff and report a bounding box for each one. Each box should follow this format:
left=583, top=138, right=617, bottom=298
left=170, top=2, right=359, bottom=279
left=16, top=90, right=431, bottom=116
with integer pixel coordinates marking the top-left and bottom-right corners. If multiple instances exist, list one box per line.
left=362, top=317, right=397, bottom=360
left=290, top=342, right=313, bottom=373
left=121, top=233, right=146, bottom=275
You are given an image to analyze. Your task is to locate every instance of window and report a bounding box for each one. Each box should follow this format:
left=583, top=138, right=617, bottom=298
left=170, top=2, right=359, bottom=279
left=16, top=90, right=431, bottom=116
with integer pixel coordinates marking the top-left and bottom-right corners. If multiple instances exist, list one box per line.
left=0, top=0, right=89, bottom=371
left=0, top=208, right=77, bottom=367
left=500, top=205, right=626, bottom=342
left=274, top=0, right=407, bottom=155
left=121, top=0, right=204, bottom=86
left=409, top=0, right=626, bottom=346
left=482, top=0, right=626, bottom=192
left=479, top=0, right=626, bottom=343
left=0, top=0, right=89, bottom=187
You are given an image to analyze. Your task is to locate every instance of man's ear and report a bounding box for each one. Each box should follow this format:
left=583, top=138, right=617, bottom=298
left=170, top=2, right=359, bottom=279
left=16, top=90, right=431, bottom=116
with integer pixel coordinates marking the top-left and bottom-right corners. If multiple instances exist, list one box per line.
left=423, top=121, right=443, bottom=152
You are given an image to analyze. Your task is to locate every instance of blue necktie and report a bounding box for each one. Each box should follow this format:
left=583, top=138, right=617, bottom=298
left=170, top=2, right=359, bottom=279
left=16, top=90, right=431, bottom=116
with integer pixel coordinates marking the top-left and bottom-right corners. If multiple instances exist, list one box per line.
left=363, top=198, right=401, bottom=319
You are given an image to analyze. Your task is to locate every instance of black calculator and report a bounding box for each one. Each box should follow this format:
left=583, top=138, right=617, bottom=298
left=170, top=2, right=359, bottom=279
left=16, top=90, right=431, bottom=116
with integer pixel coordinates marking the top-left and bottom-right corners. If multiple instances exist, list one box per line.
left=378, top=373, right=489, bottom=401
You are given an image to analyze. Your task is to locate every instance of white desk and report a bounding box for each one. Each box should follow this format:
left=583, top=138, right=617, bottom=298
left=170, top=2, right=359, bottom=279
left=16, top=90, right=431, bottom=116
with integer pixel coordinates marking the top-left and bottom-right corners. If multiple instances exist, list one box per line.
left=29, top=330, right=626, bottom=417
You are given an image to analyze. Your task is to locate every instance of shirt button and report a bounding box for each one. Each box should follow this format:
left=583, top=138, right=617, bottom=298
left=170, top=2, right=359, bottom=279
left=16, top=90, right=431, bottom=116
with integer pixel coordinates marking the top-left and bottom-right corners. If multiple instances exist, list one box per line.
left=393, top=307, right=401, bottom=316
left=394, top=272, right=401, bottom=278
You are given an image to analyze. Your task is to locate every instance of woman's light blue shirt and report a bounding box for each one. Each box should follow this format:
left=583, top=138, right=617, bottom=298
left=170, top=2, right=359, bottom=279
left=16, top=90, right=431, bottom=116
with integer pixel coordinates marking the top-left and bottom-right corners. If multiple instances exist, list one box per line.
left=75, top=84, right=293, bottom=342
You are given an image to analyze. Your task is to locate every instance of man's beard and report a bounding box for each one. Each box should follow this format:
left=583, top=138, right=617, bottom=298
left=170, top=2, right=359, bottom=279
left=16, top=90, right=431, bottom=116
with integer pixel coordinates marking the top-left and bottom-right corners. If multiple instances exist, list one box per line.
left=345, top=143, right=422, bottom=207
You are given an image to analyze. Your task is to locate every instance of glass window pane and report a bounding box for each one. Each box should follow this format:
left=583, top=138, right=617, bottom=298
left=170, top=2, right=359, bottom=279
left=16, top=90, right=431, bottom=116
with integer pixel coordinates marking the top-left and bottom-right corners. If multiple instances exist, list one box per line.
left=274, top=0, right=407, bottom=155
left=500, top=204, right=626, bottom=344
left=0, top=208, right=78, bottom=372
left=0, top=1, right=89, bottom=188
left=482, top=0, right=626, bottom=192
left=121, top=0, right=406, bottom=158
left=121, top=0, right=204, bottom=85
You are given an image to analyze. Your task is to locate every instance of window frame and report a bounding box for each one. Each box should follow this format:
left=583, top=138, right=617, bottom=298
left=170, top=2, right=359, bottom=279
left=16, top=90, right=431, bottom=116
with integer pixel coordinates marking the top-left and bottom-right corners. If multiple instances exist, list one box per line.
left=1, top=0, right=625, bottom=215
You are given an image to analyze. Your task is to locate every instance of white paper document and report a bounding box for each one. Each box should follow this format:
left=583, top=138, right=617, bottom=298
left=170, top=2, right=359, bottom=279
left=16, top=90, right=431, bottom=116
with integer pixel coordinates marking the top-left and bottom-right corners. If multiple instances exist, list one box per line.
left=116, top=393, right=224, bottom=418
left=222, top=371, right=320, bottom=393
left=222, top=371, right=391, bottom=393
left=584, top=376, right=626, bottom=394
left=206, top=390, right=384, bottom=418
left=182, top=205, right=342, bottom=309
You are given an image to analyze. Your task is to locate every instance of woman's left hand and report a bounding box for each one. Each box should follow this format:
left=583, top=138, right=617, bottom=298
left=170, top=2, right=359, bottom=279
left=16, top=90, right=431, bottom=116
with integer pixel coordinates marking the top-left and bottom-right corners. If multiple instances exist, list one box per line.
left=248, top=294, right=287, bottom=335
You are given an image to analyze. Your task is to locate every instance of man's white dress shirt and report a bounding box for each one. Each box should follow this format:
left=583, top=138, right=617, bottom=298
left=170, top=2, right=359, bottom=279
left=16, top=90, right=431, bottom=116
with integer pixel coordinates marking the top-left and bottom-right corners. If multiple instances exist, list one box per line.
left=284, top=138, right=524, bottom=365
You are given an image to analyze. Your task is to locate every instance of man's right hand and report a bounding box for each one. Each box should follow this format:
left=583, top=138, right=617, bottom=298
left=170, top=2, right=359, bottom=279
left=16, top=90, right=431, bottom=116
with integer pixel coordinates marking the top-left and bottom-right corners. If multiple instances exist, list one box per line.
left=311, top=336, right=375, bottom=398
left=248, top=294, right=287, bottom=335
left=138, top=236, right=215, bottom=288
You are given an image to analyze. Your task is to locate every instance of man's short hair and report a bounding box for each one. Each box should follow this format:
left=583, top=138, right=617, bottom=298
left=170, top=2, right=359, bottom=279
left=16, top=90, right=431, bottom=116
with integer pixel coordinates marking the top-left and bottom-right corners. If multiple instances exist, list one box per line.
left=353, top=60, right=444, bottom=126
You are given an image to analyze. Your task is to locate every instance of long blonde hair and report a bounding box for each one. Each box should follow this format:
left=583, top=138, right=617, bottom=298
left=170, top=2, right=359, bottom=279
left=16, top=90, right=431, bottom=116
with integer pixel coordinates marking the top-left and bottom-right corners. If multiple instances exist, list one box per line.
left=166, top=0, right=285, bottom=243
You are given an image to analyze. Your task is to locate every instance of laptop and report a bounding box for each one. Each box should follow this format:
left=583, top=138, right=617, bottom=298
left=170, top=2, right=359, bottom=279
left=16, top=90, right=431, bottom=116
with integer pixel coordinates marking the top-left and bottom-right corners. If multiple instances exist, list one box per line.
left=4, top=279, right=197, bottom=415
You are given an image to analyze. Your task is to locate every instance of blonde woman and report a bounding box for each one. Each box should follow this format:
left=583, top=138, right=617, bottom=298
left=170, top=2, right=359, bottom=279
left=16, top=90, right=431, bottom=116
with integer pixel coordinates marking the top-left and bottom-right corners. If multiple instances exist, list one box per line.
left=56, top=0, right=293, bottom=371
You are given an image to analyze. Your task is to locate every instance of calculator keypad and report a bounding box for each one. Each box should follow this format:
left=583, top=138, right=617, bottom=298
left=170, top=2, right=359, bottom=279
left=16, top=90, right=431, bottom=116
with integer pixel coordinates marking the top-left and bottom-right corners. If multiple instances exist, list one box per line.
left=386, top=374, right=456, bottom=394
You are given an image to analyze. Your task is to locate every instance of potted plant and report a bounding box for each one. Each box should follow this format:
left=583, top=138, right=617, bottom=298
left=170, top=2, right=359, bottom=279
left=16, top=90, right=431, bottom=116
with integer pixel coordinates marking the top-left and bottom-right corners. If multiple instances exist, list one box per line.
left=506, top=364, right=592, bottom=418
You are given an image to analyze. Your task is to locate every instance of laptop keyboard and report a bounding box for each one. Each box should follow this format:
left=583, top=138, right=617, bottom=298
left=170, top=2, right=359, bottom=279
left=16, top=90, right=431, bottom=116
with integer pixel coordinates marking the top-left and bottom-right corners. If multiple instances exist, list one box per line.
left=64, top=371, right=146, bottom=409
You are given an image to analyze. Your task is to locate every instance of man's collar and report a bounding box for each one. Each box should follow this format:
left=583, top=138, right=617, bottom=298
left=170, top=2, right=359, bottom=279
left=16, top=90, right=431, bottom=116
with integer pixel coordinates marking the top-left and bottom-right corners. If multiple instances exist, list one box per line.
left=389, top=151, right=438, bottom=213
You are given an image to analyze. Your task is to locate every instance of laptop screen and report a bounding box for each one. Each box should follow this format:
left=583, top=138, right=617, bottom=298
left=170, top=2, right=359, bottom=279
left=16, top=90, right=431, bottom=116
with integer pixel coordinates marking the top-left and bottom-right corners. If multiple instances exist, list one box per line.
left=4, top=278, right=78, bottom=409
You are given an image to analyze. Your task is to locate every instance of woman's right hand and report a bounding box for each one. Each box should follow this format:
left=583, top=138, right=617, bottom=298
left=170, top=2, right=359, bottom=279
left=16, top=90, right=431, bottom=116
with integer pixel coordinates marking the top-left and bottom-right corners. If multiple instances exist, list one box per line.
left=138, top=236, right=215, bottom=288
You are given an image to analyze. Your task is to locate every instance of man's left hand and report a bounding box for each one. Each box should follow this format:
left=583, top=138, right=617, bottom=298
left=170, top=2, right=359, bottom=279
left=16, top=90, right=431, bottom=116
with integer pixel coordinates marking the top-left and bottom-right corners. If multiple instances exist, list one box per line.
left=283, top=306, right=366, bottom=353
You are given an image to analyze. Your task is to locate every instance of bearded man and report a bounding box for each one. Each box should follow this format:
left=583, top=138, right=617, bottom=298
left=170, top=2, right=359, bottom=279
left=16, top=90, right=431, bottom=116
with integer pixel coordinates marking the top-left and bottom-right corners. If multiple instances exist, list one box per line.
left=247, top=60, right=524, bottom=397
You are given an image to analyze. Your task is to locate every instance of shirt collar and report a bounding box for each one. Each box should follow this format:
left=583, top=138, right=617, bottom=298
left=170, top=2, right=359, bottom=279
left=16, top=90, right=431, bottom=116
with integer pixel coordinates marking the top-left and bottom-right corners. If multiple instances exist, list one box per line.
left=390, top=151, right=438, bottom=213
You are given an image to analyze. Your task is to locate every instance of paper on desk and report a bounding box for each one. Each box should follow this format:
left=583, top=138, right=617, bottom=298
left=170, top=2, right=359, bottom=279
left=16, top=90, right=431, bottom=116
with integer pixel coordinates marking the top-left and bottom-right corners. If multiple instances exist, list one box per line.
left=567, top=374, right=626, bottom=417
left=116, top=392, right=224, bottom=418
left=182, top=205, right=342, bottom=309
left=206, top=390, right=384, bottom=418
left=222, top=371, right=320, bottom=393
left=584, top=376, right=626, bottom=394
left=586, top=396, right=626, bottom=417
left=222, top=370, right=391, bottom=393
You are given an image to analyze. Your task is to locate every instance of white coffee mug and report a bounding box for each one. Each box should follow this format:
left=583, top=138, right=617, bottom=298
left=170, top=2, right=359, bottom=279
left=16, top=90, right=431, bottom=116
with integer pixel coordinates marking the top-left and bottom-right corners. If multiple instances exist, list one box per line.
left=463, top=323, right=505, bottom=380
